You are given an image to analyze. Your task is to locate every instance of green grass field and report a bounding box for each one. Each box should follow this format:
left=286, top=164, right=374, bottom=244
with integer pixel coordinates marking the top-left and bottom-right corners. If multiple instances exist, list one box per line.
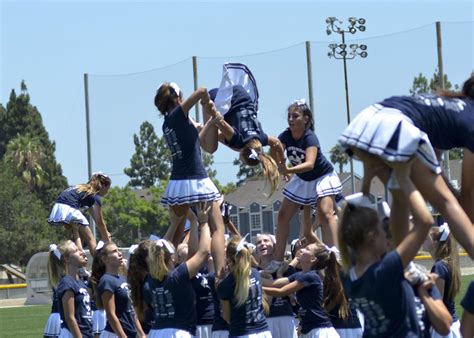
left=0, top=275, right=473, bottom=337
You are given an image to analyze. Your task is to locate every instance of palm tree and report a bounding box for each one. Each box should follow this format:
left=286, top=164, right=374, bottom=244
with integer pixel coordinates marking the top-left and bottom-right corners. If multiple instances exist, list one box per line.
left=4, top=135, right=46, bottom=191
left=329, top=144, right=349, bottom=174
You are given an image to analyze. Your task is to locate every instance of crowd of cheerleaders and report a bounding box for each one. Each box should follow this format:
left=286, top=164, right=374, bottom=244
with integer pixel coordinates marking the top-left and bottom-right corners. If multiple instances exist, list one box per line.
left=44, top=64, right=474, bottom=338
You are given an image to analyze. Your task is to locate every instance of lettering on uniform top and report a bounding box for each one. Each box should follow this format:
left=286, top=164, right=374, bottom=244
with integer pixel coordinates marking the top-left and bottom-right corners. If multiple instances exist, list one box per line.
left=79, top=287, right=92, bottom=319
left=152, top=286, right=175, bottom=318
left=415, top=94, right=466, bottom=113
left=244, top=277, right=265, bottom=324
left=287, top=146, right=306, bottom=166
left=352, top=297, right=390, bottom=335
left=413, top=295, right=426, bottom=333
left=163, top=126, right=183, bottom=160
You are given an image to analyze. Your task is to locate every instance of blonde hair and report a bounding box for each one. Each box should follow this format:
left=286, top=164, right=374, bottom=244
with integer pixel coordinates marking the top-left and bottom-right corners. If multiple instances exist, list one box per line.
left=148, top=240, right=175, bottom=282
left=241, top=138, right=279, bottom=194
left=226, top=236, right=252, bottom=307
left=76, top=173, right=111, bottom=197
left=430, top=228, right=461, bottom=300
left=47, top=240, right=76, bottom=289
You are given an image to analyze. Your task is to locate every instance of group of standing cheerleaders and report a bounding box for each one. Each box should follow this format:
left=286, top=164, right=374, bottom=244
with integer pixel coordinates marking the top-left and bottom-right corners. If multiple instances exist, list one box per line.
left=43, top=63, right=474, bottom=338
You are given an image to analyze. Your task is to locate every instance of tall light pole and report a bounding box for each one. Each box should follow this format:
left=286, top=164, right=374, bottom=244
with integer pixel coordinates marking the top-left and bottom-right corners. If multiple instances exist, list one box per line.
left=326, top=17, right=367, bottom=194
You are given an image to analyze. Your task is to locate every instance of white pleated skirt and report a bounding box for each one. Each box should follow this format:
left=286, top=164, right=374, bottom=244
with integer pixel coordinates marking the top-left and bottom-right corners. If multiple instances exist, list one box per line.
left=48, top=203, right=89, bottom=226
left=211, top=331, right=229, bottom=338
left=92, top=309, right=106, bottom=335
left=431, top=319, right=461, bottom=338
left=213, top=62, right=259, bottom=115
left=267, top=316, right=298, bottom=338
left=100, top=330, right=120, bottom=338
left=335, top=328, right=363, bottom=338
left=161, top=177, right=221, bottom=206
left=148, top=328, right=195, bottom=338
left=339, top=104, right=441, bottom=174
left=299, top=327, right=340, bottom=338
left=43, top=312, right=61, bottom=337
left=283, top=171, right=342, bottom=205
left=196, top=324, right=212, bottom=338
left=58, top=328, right=73, bottom=338
left=231, top=331, right=272, bottom=338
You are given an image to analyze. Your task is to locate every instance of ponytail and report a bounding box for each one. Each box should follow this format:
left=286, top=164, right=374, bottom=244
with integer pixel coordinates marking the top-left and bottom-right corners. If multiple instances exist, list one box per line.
left=226, top=236, right=252, bottom=307
left=47, top=240, right=75, bottom=289
left=76, top=172, right=111, bottom=197
left=148, top=241, right=174, bottom=282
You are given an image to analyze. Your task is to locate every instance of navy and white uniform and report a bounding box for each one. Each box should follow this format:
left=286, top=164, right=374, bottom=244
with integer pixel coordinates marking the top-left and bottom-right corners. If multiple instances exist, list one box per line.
left=345, top=251, right=420, bottom=337
left=143, top=263, right=196, bottom=337
left=98, top=273, right=137, bottom=338
left=211, top=63, right=268, bottom=150
left=339, top=96, right=442, bottom=174
left=328, top=301, right=362, bottom=338
left=44, top=288, right=61, bottom=338
left=279, top=128, right=342, bottom=205
left=160, top=105, right=221, bottom=205
left=461, top=281, right=474, bottom=315
left=208, top=273, right=229, bottom=338
left=287, top=270, right=337, bottom=338
left=412, top=284, right=442, bottom=338
left=192, top=270, right=214, bottom=338
left=56, top=275, right=92, bottom=338
left=431, top=260, right=461, bottom=338
left=48, top=187, right=102, bottom=226
left=217, top=268, right=271, bottom=337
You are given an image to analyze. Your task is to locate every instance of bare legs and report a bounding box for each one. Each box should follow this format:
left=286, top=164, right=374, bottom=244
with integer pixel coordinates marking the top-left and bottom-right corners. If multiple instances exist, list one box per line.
left=460, top=149, right=474, bottom=223
left=274, top=198, right=300, bottom=261
left=317, top=196, right=338, bottom=247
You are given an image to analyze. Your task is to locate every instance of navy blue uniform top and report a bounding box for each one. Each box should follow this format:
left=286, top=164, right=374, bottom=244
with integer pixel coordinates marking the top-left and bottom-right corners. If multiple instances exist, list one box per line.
left=98, top=273, right=137, bottom=338
left=217, top=268, right=269, bottom=337
left=328, top=300, right=362, bottom=329
left=207, top=273, right=229, bottom=332
left=162, top=105, right=208, bottom=180
left=431, top=259, right=458, bottom=322
left=345, top=251, right=420, bottom=337
left=55, top=186, right=102, bottom=209
left=279, top=128, right=334, bottom=181
left=50, top=287, right=59, bottom=313
left=413, top=284, right=442, bottom=338
left=191, top=270, right=214, bottom=326
left=287, top=270, right=333, bottom=334
left=57, top=275, right=92, bottom=337
left=142, top=263, right=197, bottom=335
left=461, top=281, right=474, bottom=314
left=212, top=85, right=268, bottom=150
left=380, top=95, right=474, bottom=152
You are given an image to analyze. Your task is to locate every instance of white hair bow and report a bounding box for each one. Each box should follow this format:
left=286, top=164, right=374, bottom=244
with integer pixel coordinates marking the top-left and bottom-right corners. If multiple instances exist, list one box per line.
left=129, top=244, right=139, bottom=255
left=96, top=241, right=105, bottom=251
left=156, top=239, right=175, bottom=254
left=292, top=98, right=306, bottom=106
left=248, top=148, right=260, bottom=161
left=236, top=234, right=250, bottom=252
left=92, top=171, right=109, bottom=178
left=439, top=223, right=451, bottom=242
left=149, top=234, right=160, bottom=241
left=169, top=82, right=181, bottom=97
left=49, top=244, right=61, bottom=260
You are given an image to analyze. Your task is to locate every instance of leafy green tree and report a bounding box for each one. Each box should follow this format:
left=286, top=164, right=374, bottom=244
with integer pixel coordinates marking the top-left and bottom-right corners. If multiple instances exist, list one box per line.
left=0, top=163, right=62, bottom=266
left=329, top=144, right=349, bottom=174
left=102, top=184, right=169, bottom=246
left=124, top=121, right=171, bottom=187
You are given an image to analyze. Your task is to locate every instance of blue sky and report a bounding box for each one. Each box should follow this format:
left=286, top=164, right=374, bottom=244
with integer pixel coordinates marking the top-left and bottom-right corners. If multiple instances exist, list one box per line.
left=1, top=0, right=473, bottom=187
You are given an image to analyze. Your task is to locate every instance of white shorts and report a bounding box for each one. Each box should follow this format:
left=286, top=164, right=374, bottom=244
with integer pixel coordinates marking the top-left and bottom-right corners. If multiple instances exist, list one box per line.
left=92, top=309, right=106, bottom=335
left=283, top=171, right=342, bottom=205
left=43, top=312, right=61, bottom=337
left=300, top=327, right=340, bottom=338
left=267, top=316, right=298, bottom=338
left=148, top=328, right=194, bottom=337
left=161, top=178, right=221, bottom=205
left=48, top=203, right=89, bottom=226
left=339, top=104, right=441, bottom=174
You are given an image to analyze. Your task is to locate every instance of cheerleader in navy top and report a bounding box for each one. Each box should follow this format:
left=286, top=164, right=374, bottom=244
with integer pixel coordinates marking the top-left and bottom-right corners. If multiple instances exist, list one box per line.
left=339, top=76, right=474, bottom=260
left=47, top=240, right=92, bottom=338
left=207, top=272, right=230, bottom=338
left=338, top=161, right=434, bottom=338
left=217, top=236, right=271, bottom=338
left=200, top=63, right=284, bottom=194
left=44, top=287, right=61, bottom=338
left=154, top=82, right=226, bottom=276
left=48, top=172, right=112, bottom=255
left=91, top=242, right=144, bottom=338
left=192, top=269, right=214, bottom=338
left=141, top=203, right=212, bottom=338
left=461, top=281, right=474, bottom=337
left=428, top=224, right=462, bottom=337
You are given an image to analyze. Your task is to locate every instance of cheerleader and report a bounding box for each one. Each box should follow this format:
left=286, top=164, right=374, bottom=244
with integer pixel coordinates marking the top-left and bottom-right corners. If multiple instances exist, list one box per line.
left=154, top=82, right=225, bottom=275
left=48, top=172, right=112, bottom=255
left=217, top=235, right=271, bottom=338
left=263, top=243, right=343, bottom=338
left=428, top=223, right=462, bottom=337
left=339, top=76, right=474, bottom=259
left=141, top=202, right=212, bottom=337
left=338, top=159, right=433, bottom=337
left=200, top=62, right=284, bottom=194
left=254, top=233, right=297, bottom=338
left=44, top=279, right=60, bottom=338
left=461, top=281, right=474, bottom=337
left=267, top=100, right=341, bottom=273
left=207, top=271, right=229, bottom=338
left=47, top=240, right=92, bottom=337
left=91, top=242, right=145, bottom=338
